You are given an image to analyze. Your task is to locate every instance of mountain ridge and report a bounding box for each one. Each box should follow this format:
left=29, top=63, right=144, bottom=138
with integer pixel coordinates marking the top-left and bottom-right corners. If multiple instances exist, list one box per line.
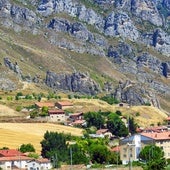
left=0, top=0, right=170, bottom=112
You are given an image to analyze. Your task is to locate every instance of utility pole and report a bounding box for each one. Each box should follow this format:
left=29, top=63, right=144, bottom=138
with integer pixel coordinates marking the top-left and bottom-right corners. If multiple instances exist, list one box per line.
left=70, top=147, right=73, bottom=170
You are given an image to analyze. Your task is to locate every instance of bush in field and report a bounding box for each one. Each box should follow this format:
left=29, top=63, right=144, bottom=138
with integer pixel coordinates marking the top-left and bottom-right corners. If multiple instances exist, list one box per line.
left=16, top=106, right=22, bottom=112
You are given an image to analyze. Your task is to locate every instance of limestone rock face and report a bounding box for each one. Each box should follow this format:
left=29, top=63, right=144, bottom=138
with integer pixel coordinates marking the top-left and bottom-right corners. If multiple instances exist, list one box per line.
left=114, top=80, right=160, bottom=107
left=45, top=71, right=101, bottom=95
left=0, top=0, right=40, bottom=32
left=115, top=0, right=163, bottom=26
left=104, top=12, right=139, bottom=41
left=4, top=58, right=22, bottom=78
left=0, top=0, right=170, bottom=110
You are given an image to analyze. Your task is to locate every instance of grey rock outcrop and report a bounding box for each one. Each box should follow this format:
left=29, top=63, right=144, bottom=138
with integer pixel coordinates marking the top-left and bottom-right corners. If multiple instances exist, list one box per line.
left=140, top=31, right=170, bottom=57
left=114, top=80, right=146, bottom=106
left=104, top=12, right=139, bottom=41
left=45, top=71, right=101, bottom=95
left=0, top=78, right=16, bottom=91
left=48, top=18, right=107, bottom=56
left=114, top=80, right=159, bottom=107
left=115, top=0, right=163, bottom=26
left=136, top=53, right=162, bottom=74
left=4, top=58, right=22, bottom=78
left=0, top=0, right=40, bottom=32
left=162, top=62, right=170, bottom=78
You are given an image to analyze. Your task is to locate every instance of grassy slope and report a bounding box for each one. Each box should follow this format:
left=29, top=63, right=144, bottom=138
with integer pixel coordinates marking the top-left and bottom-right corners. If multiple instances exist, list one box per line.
left=70, top=98, right=168, bottom=127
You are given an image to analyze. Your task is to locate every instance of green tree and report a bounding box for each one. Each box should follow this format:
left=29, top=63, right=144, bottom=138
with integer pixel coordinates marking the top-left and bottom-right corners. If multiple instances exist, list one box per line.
left=108, top=151, right=121, bottom=164
left=41, top=131, right=70, bottom=164
left=28, top=153, right=39, bottom=159
left=19, top=143, right=35, bottom=153
left=69, top=144, right=89, bottom=165
left=139, top=145, right=166, bottom=170
left=89, top=144, right=110, bottom=164
left=107, top=113, right=128, bottom=137
left=129, top=117, right=138, bottom=135
left=30, top=110, right=38, bottom=118
left=84, top=111, right=104, bottom=129
left=100, top=96, right=119, bottom=105
left=40, top=106, right=48, bottom=117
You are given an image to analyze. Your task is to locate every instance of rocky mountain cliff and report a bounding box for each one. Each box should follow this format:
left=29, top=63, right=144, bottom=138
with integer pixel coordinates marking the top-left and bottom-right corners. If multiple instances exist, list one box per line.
left=0, top=0, right=170, bottom=111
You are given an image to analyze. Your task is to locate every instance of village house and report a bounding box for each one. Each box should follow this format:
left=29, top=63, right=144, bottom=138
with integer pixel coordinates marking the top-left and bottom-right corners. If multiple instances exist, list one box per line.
left=142, top=131, right=170, bottom=159
left=142, top=126, right=168, bottom=133
left=0, top=149, right=52, bottom=170
left=120, top=134, right=154, bottom=165
left=71, top=119, right=87, bottom=127
left=0, top=155, right=32, bottom=170
left=35, top=102, right=55, bottom=109
left=0, top=149, right=31, bottom=170
left=56, top=101, right=73, bottom=110
left=69, top=112, right=83, bottom=121
left=96, top=129, right=113, bottom=139
left=48, top=109, right=66, bottom=122
left=68, top=112, right=86, bottom=127
left=27, top=158, right=52, bottom=170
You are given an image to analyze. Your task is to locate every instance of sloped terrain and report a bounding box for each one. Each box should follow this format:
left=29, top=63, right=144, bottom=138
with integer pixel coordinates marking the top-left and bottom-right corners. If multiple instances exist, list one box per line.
left=0, top=123, right=83, bottom=153
left=0, top=0, right=169, bottom=112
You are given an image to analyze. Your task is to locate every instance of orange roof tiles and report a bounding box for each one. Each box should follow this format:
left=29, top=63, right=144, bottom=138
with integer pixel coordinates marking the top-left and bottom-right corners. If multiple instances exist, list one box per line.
left=141, top=132, right=170, bottom=140
left=35, top=102, right=55, bottom=108
left=96, top=129, right=109, bottom=135
left=36, top=158, right=50, bottom=163
left=0, top=149, right=25, bottom=157
left=72, top=120, right=86, bottom=125
left=48, top=109, right=65, bottom=114
left=0, top=156, right=32, bottom=161
left=56, top=101, right=73, bottom=106
left=70, top=112, right=83, bottom=117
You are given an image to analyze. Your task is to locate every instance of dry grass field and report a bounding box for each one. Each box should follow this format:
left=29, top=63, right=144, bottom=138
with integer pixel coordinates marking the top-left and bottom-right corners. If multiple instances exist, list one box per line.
left=0, top=123, right=83, bottom=154
left=71, top=98, right=168, bottom=127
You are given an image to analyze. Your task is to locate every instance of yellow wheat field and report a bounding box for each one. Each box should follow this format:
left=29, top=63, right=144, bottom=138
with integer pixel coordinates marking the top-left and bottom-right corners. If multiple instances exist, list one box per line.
left=0, top=123, right=83, bottom=154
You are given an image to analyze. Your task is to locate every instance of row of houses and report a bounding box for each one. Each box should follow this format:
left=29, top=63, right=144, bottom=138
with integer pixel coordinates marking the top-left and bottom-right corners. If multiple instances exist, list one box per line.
left=0, top=149, right=51, bottom=170
left=34, top=101, right=87, bottom=126
left=119, top=117, right=170, bottom=164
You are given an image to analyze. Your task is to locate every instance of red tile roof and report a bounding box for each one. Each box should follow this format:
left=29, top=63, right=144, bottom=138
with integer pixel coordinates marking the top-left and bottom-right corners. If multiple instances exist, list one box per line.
left=143, top=126, right=168, bottom=133
left=48, top=109, right=65, bottom=114
left=96, top=129, right=109, bottom=135
left=56, top=101, right=73, bottom=106
left=0, top=156, right=32, bottom=161
left=167, top=117, right=170, bottom=121
left=36, top=158, right=50, bottom=163
left=72, top=120, right=86, bottom=125
left=110, top=146, right=120, bottom=152
left=70, top=112, right=83, bottom=117
left=35, top=102, right=55, bottom=108
left=141, top=132, right=170, bottom=140
left=0, top=149, right=25, bottom=157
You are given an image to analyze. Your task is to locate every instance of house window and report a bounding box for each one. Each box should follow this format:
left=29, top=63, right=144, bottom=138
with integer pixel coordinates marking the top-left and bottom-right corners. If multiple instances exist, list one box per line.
left=58, top=119, right=61, bottom=121
left=130, top=154, right=133, bottom=157
left=123, top=148, right=127, bottom=152
left=123, top=154, right=126, bottom=157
